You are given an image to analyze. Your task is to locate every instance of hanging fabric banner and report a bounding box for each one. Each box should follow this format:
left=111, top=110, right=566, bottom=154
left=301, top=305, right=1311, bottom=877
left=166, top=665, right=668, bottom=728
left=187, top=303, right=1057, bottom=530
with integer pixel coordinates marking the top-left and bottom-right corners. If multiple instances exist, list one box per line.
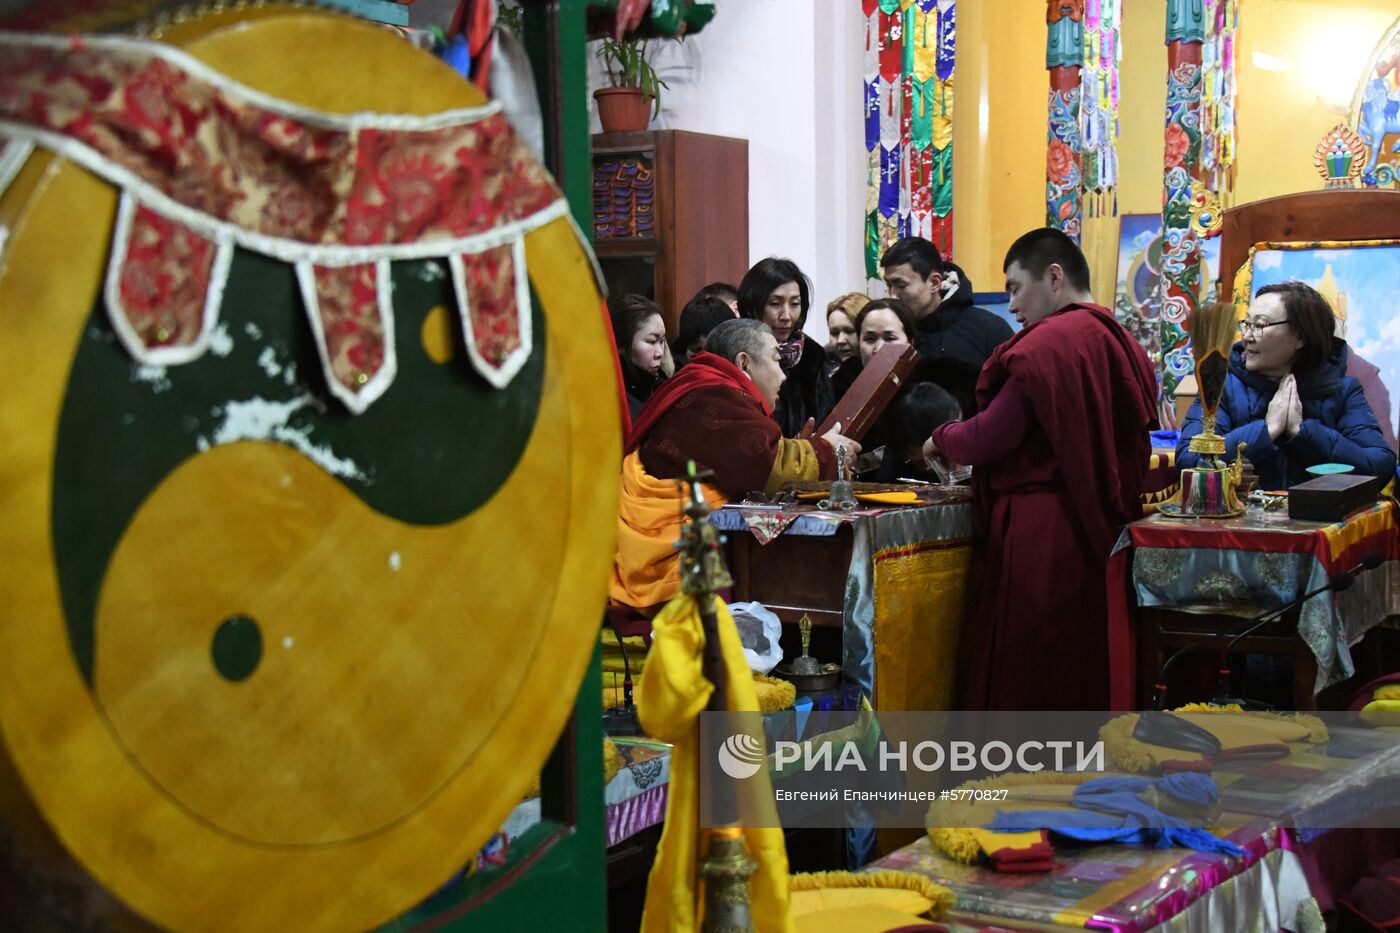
left=1045, top=1, right=1083, bottom=239
left=0, top=31, right=583, bottom=413
left=1157, top=0, right=1237, bottom=427
left=1200, top=0, right=1239, bottom=197
left=1080, top=0, right=1120, bottom=213
left=864, top=0, right=955, bottom=290
left=1045, top=0, right=1120, bottom=241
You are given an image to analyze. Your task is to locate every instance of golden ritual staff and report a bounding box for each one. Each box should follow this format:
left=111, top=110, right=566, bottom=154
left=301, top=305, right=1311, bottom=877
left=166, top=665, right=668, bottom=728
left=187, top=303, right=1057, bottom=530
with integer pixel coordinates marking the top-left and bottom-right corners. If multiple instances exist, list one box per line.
left=676, top=461, right=758, bottom=932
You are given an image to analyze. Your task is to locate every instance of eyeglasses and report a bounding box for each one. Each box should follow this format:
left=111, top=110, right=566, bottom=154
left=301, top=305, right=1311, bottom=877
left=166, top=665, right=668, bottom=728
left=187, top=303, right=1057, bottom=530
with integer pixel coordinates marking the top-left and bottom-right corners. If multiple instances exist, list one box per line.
left=1238, top=319, right=1291, bottom=337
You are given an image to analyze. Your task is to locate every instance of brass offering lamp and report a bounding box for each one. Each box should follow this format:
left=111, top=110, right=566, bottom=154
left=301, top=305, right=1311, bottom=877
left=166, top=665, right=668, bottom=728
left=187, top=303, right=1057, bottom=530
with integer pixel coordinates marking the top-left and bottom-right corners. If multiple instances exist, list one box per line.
left=1174, top=302, right=1247, bottom=518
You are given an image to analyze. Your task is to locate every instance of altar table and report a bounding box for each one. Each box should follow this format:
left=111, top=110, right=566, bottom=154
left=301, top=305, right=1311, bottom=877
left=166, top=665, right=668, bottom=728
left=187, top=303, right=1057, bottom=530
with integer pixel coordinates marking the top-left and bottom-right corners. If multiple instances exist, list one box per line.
left=1108, top=501, right=1400, bottom=710
left=713, top=500, right=974, bottom=711
left=869, top=724, right=1400, bottom=932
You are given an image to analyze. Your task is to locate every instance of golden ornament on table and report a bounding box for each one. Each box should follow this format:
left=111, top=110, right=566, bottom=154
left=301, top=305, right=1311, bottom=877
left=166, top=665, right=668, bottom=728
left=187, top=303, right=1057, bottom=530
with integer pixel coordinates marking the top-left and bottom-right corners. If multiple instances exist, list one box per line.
left=1163, top=302, right=1248, bottom=518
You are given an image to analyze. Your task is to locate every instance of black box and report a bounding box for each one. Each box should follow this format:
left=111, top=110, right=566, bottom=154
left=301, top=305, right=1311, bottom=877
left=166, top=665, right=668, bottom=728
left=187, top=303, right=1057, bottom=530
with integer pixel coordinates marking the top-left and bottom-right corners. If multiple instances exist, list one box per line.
left=1287, top=473, right=1389, bottom=522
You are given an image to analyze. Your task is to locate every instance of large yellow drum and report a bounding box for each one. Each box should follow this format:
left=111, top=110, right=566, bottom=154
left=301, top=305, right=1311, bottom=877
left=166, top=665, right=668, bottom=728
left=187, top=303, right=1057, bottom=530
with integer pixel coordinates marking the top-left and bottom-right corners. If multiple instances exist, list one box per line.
left=0, top=7, right=617, bottom=930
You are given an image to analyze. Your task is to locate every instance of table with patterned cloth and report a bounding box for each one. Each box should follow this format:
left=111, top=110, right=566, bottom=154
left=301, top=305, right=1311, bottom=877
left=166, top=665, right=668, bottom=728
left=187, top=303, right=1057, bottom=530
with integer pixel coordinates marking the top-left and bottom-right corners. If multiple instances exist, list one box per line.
left=488, top=739, right=670, bottom=867
left=868, top=725, right=1400, bottom=932
left=713, top=500, right=974, bottom=712
left=872, top=829, right=1310, bottom=933
left=1106, top=501, right=1400, bottom=710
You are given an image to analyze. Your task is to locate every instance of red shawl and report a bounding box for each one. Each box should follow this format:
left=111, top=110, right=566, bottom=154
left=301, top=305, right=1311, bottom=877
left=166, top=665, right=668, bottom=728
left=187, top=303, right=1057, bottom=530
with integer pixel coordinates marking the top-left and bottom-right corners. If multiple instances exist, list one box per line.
left=627, top=352, right=772, bottom=453
left=974, top=303, right=1159, bottom=562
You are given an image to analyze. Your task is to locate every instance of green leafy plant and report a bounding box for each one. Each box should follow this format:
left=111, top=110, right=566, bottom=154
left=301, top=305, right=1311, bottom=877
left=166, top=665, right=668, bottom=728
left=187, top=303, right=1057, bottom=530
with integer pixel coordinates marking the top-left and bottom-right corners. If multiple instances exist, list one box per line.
left=496, top=5, right=523, bottom=37
left=597, top=37, right=669, bottom=117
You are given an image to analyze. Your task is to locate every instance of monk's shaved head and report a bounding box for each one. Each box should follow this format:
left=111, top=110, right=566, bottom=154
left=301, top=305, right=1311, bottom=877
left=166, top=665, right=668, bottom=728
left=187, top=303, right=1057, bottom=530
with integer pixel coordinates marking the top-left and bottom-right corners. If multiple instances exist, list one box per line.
left=704, top=318, right=773, bottom=364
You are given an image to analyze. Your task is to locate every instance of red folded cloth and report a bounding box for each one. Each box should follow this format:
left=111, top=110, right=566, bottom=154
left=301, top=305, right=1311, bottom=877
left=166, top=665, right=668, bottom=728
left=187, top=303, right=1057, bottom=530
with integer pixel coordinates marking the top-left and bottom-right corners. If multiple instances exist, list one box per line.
left=992, top=858, right=1057, bottom=874
left=983, top=830, right=1055, bottom=874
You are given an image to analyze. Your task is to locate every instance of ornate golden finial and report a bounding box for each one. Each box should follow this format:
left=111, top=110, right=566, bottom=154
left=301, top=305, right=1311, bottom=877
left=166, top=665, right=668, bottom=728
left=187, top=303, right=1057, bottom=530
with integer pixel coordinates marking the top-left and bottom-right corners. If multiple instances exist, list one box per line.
left=1189, top=181, right=1223, bottom=239
left=677, top=461, right=733, bottom=598
left=1314, top=123, right=1369, bottom=189
left=676, top=463, right=752, bottom=932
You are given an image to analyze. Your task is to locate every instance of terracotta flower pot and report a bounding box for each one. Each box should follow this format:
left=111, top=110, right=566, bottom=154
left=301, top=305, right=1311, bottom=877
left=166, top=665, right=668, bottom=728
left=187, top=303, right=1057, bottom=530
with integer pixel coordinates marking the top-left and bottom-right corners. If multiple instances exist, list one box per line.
left=595, top=87, right=652, bottom=134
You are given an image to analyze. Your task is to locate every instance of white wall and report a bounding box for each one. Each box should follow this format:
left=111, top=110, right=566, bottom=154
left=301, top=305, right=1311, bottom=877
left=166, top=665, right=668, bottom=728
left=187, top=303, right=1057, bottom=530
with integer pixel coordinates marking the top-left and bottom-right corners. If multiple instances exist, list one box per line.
left=588, top=0, right=868, bottom=341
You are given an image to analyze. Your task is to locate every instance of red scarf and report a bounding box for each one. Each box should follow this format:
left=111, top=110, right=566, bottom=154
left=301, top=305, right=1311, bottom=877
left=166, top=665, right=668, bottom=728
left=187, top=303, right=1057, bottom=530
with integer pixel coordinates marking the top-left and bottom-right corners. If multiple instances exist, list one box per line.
left=626, top=352, right=772, bottom=453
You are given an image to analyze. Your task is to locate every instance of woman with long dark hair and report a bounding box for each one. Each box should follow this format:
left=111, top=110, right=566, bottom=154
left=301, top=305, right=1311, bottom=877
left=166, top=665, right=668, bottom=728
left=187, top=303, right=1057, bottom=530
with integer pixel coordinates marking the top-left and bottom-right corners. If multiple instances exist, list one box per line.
left=737, top=258, right=834, bottom=437
left=609, top=294, right=669, bottom=420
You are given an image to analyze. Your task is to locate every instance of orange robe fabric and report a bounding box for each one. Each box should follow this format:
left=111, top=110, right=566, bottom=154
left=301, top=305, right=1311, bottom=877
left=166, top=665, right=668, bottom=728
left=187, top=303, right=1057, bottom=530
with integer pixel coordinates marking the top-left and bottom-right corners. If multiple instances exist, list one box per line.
left=611, top=352, right=836, bottom=612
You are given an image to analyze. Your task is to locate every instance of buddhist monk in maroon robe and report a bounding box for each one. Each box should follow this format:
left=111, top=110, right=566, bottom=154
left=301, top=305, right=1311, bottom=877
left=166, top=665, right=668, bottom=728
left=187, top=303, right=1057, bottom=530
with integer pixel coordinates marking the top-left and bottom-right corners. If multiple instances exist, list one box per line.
left=611, top=318, right=858, bottom=611
left=925, top=229, right=1158, bottom=710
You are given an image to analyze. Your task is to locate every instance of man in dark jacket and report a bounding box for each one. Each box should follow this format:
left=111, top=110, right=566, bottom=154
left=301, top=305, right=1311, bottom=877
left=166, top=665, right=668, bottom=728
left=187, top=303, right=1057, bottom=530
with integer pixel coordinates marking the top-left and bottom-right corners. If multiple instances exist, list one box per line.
left=881, top=237, right=1013, bottom=372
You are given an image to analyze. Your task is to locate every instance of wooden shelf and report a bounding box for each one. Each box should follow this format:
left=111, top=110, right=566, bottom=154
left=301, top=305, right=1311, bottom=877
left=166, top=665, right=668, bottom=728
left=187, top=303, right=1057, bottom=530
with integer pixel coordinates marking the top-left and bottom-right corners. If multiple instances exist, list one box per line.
left=594, top=238, right=660, bottom=258
left=590, top=130, right=748, bottom=332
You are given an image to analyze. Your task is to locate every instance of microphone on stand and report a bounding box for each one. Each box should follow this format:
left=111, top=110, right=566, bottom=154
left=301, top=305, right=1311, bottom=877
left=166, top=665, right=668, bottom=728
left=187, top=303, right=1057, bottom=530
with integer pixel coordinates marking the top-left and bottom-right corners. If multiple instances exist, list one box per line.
left=1150, top=552, right=1384, bottom=711
left=1211, top=552, right=1383, bottom=708
left=602, top=614, right=643, bottom=736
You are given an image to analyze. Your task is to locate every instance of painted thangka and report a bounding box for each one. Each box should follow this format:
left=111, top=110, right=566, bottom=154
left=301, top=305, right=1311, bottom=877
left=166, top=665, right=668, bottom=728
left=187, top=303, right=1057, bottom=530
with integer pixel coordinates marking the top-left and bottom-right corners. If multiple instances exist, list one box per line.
left=864, top=0, right=955, bottom=290
left=1352, top=13, right=1400, bottom=187
left=1046, top=0, right=1120, bottom=239
left=1114, top=213, right=1222, bottom=368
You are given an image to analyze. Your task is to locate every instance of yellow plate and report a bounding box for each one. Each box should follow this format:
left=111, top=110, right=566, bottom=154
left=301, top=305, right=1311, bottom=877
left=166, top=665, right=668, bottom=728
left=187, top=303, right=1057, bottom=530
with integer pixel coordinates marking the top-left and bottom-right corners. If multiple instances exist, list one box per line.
left=855, top=491, right=921, bottom=505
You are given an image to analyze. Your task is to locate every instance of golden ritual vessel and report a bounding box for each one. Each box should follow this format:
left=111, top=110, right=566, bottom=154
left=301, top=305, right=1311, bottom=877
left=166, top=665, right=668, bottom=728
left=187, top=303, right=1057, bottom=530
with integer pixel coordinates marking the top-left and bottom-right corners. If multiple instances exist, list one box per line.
left=1171, top=302, right=1248, bottom=518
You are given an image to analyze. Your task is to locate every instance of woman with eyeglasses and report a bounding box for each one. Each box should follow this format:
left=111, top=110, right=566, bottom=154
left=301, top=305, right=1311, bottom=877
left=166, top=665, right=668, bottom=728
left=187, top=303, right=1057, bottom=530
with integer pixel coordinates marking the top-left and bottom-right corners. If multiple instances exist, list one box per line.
left=1177, top=283, right=1395, bottom=488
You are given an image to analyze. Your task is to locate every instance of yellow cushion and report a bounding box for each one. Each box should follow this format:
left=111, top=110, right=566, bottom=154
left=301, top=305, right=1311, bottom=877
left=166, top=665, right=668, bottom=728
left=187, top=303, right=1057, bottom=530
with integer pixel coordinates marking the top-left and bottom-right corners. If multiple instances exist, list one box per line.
left=1375, top=684, right=1400, bottom=702
left=793, top=903, right=942, bottom=933
left=790, top=887, right=935, bottom=918
left=1360, top=699, right=1400, bottom=726
left=788, top=869, right=953, bottom=928
left=1177, top=711, right=1310, bottom=743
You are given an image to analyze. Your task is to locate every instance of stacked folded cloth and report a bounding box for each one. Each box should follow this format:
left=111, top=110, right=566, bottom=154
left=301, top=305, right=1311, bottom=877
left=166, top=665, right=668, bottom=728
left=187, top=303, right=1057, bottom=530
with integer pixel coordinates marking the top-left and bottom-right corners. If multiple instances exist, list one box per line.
left=591, top=160, right=617, bottom=238
left=926, top=772, right=1088, bottom=872
left=590, top=158, right=655, bottom=238
left=964, top=828, right=1055, bottom=873
left=927, top=770, right=1245, bottom=873
left=984, top=773, right=1245, bottom=858
left=632, top=165, right=654, bottom=237
left=1347, top=673, right=1400, bottom=726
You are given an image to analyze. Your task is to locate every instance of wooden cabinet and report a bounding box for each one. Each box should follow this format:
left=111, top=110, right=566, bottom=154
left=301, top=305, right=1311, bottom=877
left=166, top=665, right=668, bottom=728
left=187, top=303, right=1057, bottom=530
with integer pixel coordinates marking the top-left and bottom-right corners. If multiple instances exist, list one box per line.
left=591, top=130, right=749, bottom=331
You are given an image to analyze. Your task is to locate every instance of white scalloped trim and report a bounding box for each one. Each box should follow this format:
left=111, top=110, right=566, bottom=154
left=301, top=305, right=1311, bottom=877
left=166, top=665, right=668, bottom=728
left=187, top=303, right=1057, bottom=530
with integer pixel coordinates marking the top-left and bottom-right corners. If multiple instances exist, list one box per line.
left=0, top=36, right=611, bottom=406
left=0, top=137, right=35, bottom=267
left=103, top=191, right=234, bottom=366
left=449, top=238, right=533, bottom=390
left=0, top=137, right=32, bottom=197
left=0, top=119, right=573, bottom=265
left=0, top=32, right=502, bottom=131
left=294, top=259, right=398, bottom=415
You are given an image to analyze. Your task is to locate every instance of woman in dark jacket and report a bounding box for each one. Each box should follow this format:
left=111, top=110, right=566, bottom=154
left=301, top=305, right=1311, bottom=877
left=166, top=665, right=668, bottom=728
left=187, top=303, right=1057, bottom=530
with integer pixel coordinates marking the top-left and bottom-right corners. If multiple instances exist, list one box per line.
left=1178, top=283, right=1396, bottom=489
left=609, top=294, right=669, bottom=421
left=737, top=258, right=834, bottom=437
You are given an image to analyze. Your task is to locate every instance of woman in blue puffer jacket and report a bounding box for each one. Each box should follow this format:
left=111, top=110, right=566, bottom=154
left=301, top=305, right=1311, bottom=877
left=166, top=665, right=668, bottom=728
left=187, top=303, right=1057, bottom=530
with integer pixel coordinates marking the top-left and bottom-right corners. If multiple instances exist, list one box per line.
left=1177, top=281, right=1396, bottom=489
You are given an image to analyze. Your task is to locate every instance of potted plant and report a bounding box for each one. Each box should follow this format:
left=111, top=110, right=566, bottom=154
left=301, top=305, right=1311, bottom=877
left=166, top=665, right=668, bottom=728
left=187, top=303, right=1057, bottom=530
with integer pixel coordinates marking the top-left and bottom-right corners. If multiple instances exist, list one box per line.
left=595, top=37, right=668, bottom=133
